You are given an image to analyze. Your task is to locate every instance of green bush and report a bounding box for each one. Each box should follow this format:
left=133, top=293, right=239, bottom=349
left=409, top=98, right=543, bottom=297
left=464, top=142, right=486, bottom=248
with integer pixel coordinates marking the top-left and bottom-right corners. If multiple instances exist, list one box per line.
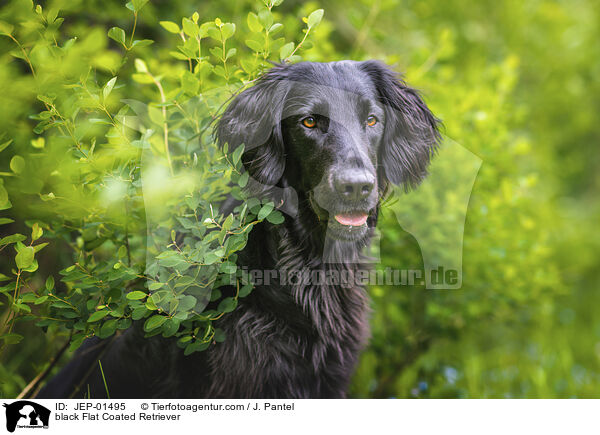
left=0, top=0, right=325, bottom=397
left=1, top=0, right=599, bottom=399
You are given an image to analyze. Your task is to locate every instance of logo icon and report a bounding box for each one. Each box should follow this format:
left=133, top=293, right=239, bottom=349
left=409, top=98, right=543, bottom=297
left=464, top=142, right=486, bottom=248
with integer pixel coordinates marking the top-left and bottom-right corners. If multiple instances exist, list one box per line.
left=3, top=401, right=50, bottom=433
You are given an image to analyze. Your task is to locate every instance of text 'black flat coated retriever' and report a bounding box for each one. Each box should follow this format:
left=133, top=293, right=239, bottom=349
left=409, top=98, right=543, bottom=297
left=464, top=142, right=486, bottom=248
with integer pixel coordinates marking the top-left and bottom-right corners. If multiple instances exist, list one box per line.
left=38, top=60, right=440, bottom=399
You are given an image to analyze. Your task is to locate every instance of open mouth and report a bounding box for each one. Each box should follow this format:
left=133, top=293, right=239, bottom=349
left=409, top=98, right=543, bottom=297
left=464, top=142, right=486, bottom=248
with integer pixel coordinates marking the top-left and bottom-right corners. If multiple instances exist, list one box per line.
left=333, top=212, right=369, bottom=227
left=326, top=210, right=372, bottom=241
left=308, top=192, right=374, bottom=240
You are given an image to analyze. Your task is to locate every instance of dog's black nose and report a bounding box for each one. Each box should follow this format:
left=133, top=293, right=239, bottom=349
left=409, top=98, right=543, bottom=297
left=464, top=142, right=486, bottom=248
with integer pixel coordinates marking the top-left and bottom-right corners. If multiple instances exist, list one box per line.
left=334, top=170, right=375, bottom=201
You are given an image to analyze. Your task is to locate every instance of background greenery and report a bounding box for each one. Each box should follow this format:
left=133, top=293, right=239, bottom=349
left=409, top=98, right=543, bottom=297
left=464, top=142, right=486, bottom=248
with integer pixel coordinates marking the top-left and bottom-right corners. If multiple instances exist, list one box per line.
left=1, top=0, right=598, bottom=398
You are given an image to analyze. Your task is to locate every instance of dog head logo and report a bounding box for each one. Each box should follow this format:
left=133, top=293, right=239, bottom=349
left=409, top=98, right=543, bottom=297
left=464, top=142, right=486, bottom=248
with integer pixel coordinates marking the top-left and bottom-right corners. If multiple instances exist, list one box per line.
left=3, top=401, right=50, bottom=433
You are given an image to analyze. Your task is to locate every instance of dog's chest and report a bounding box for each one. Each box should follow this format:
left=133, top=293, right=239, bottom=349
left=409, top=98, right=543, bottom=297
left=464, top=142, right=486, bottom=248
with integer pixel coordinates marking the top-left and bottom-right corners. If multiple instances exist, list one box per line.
left=204, top=280, right=369, bottom=398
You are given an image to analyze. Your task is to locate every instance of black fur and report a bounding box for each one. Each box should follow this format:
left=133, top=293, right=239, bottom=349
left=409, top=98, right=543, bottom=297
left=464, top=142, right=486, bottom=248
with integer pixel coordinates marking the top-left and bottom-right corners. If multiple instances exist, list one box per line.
left=38, top=60, right=440, bottom=399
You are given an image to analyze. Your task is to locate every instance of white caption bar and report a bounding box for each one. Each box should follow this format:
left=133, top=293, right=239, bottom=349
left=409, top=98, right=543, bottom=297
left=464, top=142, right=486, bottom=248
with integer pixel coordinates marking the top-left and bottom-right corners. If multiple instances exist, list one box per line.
left=2, top=399, right=597, bottom=434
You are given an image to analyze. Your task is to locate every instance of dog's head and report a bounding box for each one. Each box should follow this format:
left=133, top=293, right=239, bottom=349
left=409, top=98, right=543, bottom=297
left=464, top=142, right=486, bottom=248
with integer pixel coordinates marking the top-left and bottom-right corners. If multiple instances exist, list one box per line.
left=216, top=61, right=440, bottom=243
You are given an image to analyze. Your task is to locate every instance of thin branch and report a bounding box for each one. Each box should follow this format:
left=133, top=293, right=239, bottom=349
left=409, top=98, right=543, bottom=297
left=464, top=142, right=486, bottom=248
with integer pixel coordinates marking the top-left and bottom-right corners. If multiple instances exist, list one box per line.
left=145, top=71, right=174, bottom=176
left=129, top=12, right=138, bottom=47
left=18, top=333, right=72, bottom=399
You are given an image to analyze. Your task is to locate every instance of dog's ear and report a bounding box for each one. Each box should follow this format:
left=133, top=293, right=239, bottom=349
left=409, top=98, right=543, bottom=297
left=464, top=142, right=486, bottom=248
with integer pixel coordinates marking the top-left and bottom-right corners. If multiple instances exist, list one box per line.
left=215, top=65, right=289, bottom=186
left=360, top=60, right=441, bottom=191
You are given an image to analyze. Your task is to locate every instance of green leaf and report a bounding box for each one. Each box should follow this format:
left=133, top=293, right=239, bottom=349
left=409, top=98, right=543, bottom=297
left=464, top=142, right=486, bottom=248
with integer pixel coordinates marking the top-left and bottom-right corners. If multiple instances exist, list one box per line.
left=39, top=192, right=55, bottom=202
left=144, top=314, right=167, bottom=331
left=238, top=171, right=249, bottom=188
left=103, top=77, right=117, bottom=101
left=280, top=42, right=294, bottom=59
left=217, top=297, right=238, bottom=313
left=0, top=218, right=14, bottom=225
left=126, top=291, right=147, bottom=300
left=148, top=105, right=164, bottom=125
left=207, top=27, right=221, bottom=41
left=222, top=214, right=234, bottom=232
left=225, top=47, right=237, bottom=60
left=131, top=0, right=149, bottom=12
left=31, top=222, right=43, bottom=241
left=0, top=139, right=13, bottom=153
left=247, top=12, right=262, bottom=32
left=162, top=318, right=180, bottom=336
left=37, top=94, right=54, bottom=105
left=183, top=341, right=198, bottom=355
left=108, top=27, right=126, bottom=46
left=10, top=155, right=25, bottom=174
left=148, top=282, right=164, bottom=290
left=68, top=334, right=86, bottom=352
left=160, top=21, right=180, bottom=34
left=181, top=70, right=199, bottom=95
left=247, top=197, right=261, bottom=213
left=1, top=234, right=26, bottom=248
left=131, top=39, right=154, bottom=48
left=258, top=9, right=273, bottom=29
left=182, top=18, right=199, bottom=38
left=30, top=137, right=45, bottom=149
left=0, top=333, right=23, bottom=344
left=0, top=185, right=10, bottom=210
left=178, top=335, right=193, bottom=345
left=214, top=328, right=226, bottom=342
left=34, top=296, right=48, bottom=305
left=258, top=202, right=275, bottom=220
left=266, top=210, right=285, bottom=224
left=13, top=303, right=31, bottom=313
left=307, top=9, right=324, bottom=28
left=245, top=39, right=263, bottom=52
left=226, top=234, right=247, bottom=253
left=221, top=23, right=235, bottom=39
left=21, top=293, right=37, bottom=303
left=15, top=246, right=34, bottom=269
left=88, top=310, right=110, bottom=322
left=210, top=289, right=222, bottom=302
left=232, top=144, right=244, bottom=166
left=0, top=21, right=14, bottom=35
left=220, top=261, right=237, bottom=274
left=177, top=295, right=197, bottom=312
left=199, top=22, right=213, bottom=38
left=131, top=306, right=150, bottom=320
left=47, top=8, right=59, bottom=24
left=134, top=58, right=148, bottom=73
left=132, top=73, right=154, bottom=83
left=45, top=275, right=54, bottom=290
left=210, top=46, right=223, bottom=60
left=239, top=284, right=253, bottom=298
left=269, top=23, right=283, bottom=35
left=33, top=242, right=48, bottom=253
left=22, top=259, right=38, bottom=273
left=203, top=251, right=219, bottom=265
left=89, top=118, right=112, bottom=125
left=99, top=319, right=118, bottom=338
left=174, top=276, right=195, bottom=288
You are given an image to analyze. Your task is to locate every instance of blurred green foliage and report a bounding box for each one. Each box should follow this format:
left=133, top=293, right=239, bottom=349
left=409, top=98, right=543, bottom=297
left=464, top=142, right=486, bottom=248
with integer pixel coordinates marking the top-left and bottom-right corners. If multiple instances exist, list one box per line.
left=0, top=0, right=598, bottom=398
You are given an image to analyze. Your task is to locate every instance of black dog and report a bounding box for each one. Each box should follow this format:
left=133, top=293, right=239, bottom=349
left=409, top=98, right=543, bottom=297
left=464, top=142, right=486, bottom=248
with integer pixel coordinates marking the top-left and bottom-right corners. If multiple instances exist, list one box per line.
left=38, top=60, right=439, bottom=399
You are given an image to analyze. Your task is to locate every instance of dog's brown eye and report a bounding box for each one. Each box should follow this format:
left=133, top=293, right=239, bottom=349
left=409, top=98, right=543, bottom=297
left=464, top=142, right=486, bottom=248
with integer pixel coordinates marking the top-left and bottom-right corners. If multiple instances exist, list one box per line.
left=366, top=115, right=378, bottom=126
left=302, top=117, right=317, bottom=128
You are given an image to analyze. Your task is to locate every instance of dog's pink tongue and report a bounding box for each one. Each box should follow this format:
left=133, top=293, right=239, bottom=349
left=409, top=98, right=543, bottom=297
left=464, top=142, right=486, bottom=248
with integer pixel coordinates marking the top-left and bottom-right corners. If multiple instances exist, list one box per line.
left=334, top=212, right=368, bottom=226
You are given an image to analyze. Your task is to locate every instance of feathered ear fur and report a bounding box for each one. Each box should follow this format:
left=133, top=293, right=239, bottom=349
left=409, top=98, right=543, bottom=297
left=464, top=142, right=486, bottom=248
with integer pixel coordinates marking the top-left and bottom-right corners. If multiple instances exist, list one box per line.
left=215, top=65, right=290, bottom=186
left=359, top=60, right=441, bottom=191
